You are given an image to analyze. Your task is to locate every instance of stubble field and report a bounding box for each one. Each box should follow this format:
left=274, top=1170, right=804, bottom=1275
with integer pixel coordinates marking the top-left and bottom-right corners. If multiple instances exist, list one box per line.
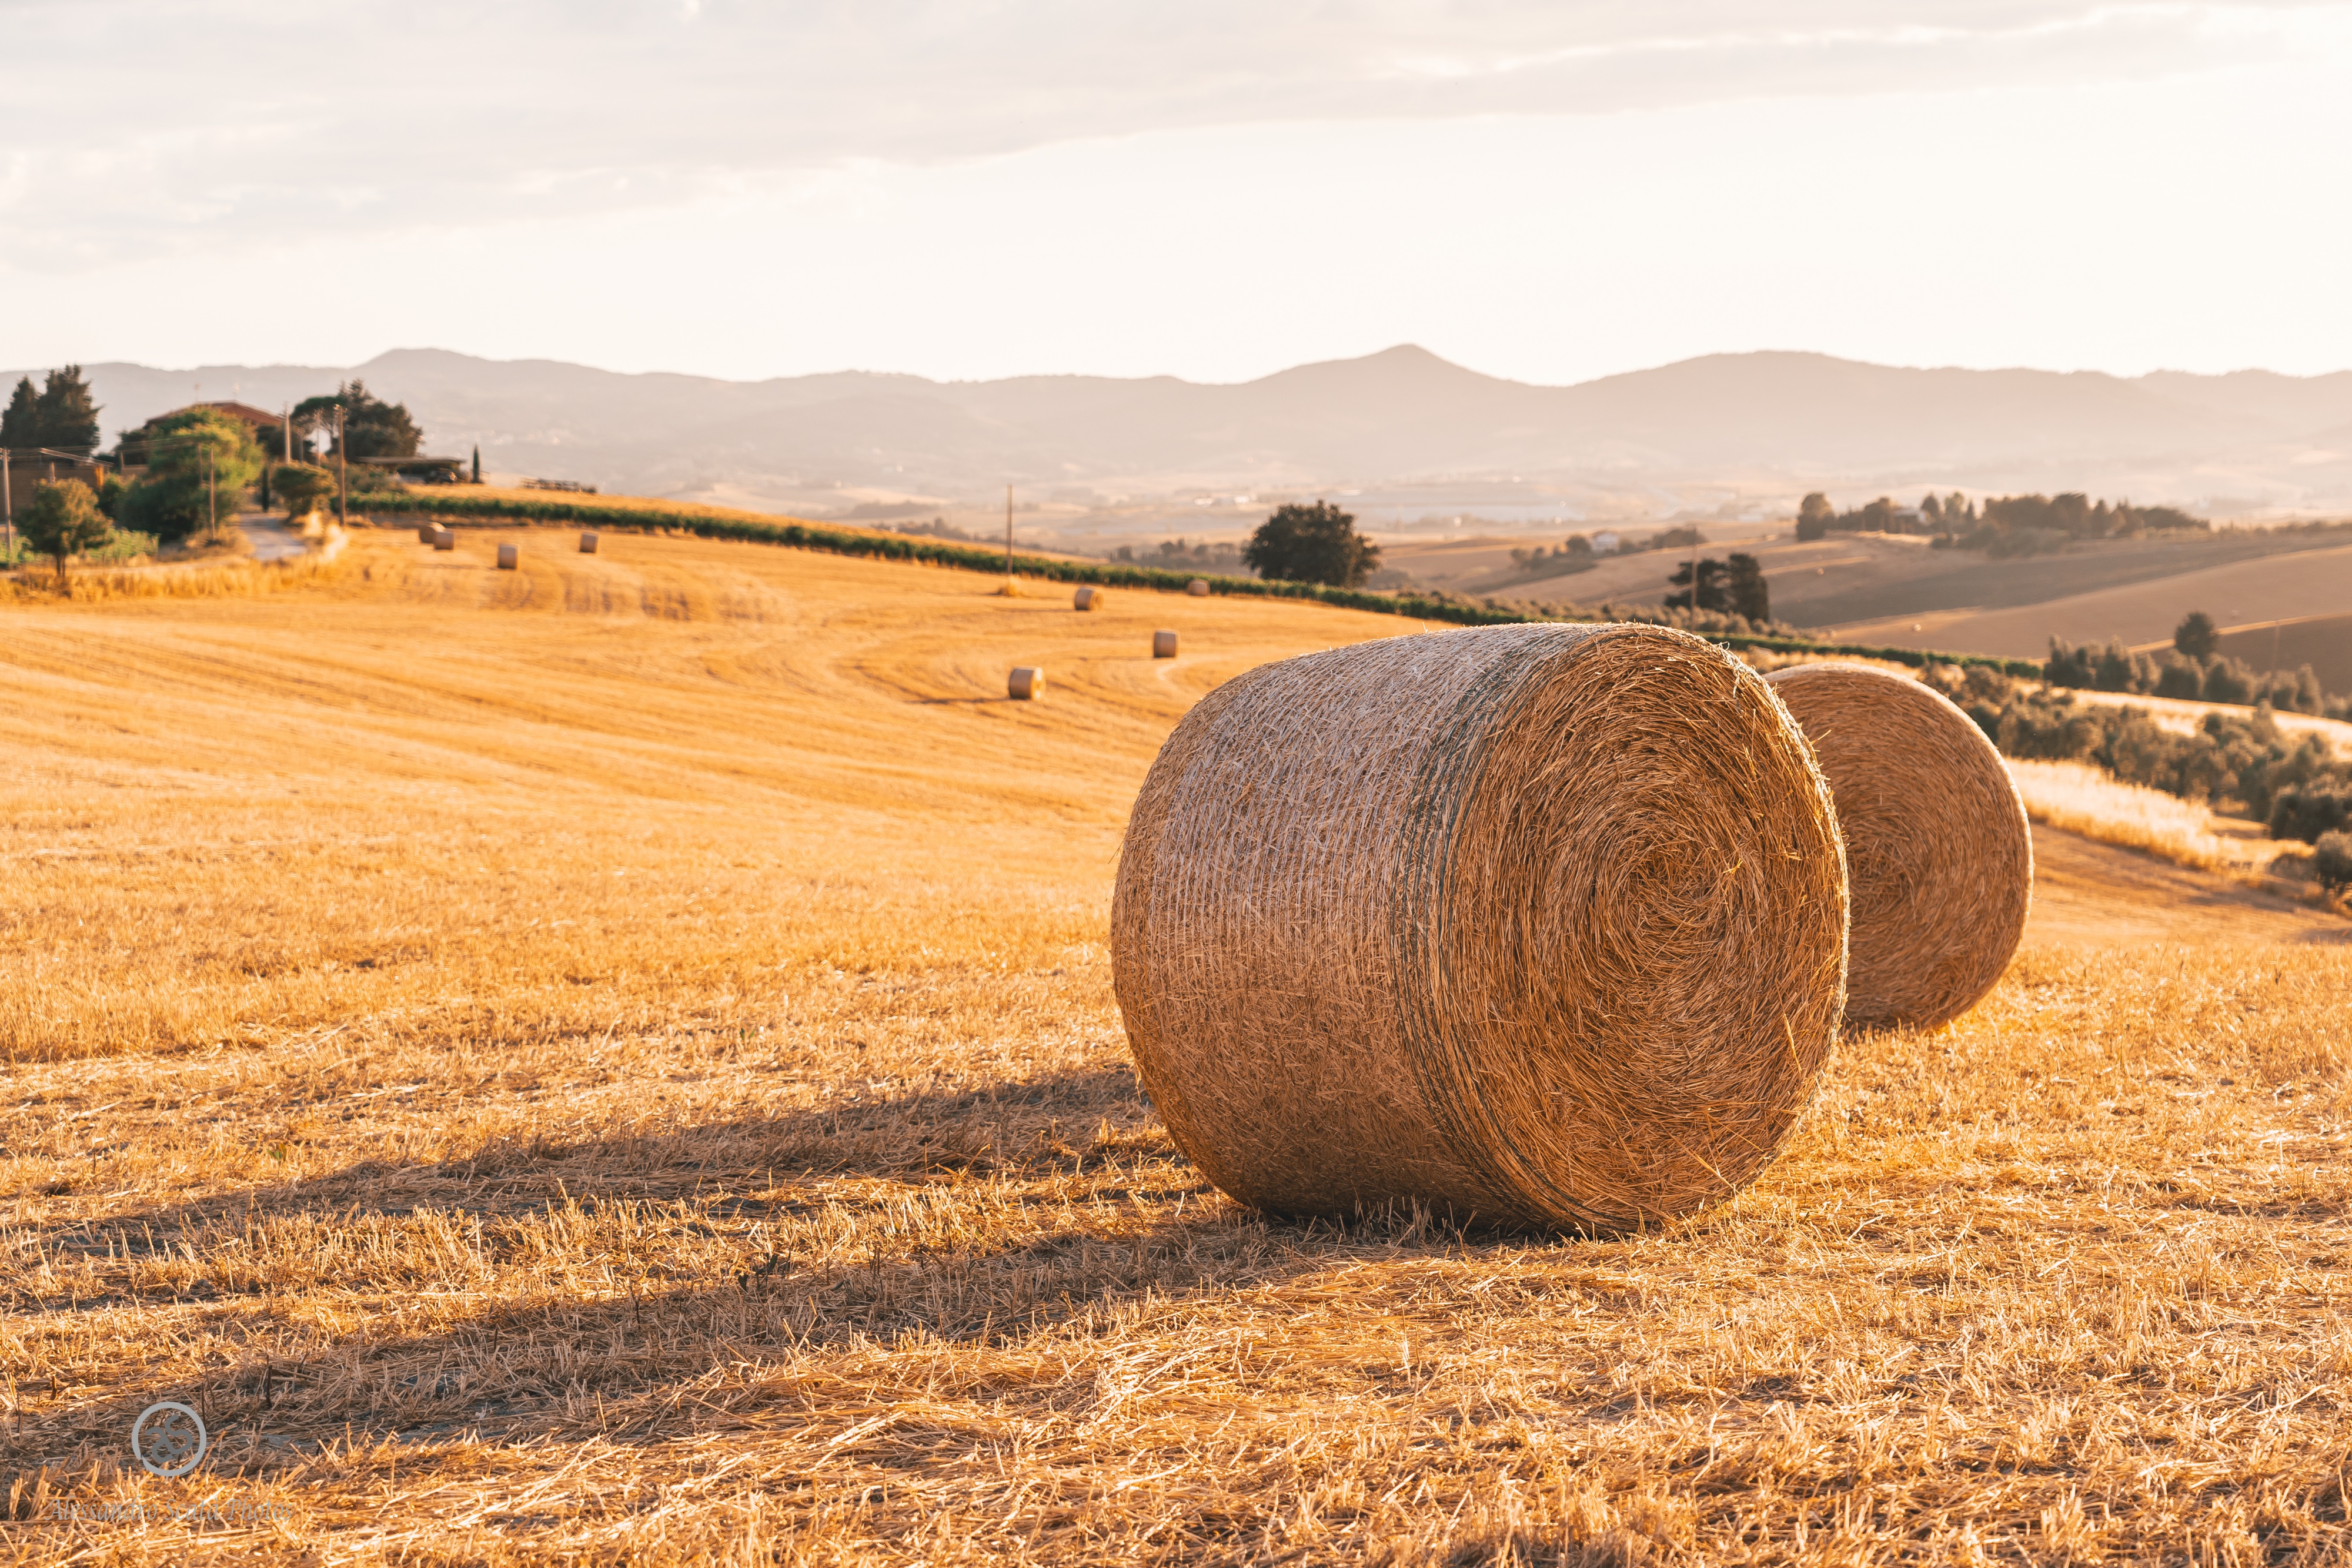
left=2, top=527, right=2348, bottom=1564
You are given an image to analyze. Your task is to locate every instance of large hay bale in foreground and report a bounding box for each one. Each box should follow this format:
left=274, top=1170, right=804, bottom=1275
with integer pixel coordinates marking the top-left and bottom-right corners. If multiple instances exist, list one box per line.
left=1008, top=666, right=1044, bottom=700
left=1114, top=623, right=1848, bottom=1231
left=1765, top=662, right=2030, bottom=1031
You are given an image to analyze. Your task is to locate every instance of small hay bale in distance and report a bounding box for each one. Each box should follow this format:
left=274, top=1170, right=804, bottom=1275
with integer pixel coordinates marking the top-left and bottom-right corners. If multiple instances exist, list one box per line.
left=1008, top=666, right=1044, bottom=700
left=1152, top=629, right=1178, bottom=658
left=416, top=524, right=436, bottom=544
left=431, top=528, right=455, bottom=551
left=496, top=543, right=519, bottom=570
left=1765, top=661, right=2030, bottom=1030
left=1185, top=578, right=1210, bottom=597
left=1113, top=623, right=1848, bottom=1232
left=1073, top=586, right=1103, bottom=611
left=579, top=531, right=599, bottom=554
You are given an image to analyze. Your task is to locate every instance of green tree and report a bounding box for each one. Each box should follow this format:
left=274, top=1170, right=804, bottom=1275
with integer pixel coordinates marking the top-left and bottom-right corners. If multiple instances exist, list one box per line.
left=1242, top=500, right=1381, bottom=587
left=293, top=380, right=422, bottom=461
left=1725, top=553, right=1770, bottom=622
left=272, top=463, right=336, bottom=520
left=2173, top=610, right=2219, bottom=663
left=33, top=366, right=101, bottom=453
left=1665, top=556, right=1729, bottom=612
left=1795, top=492, right=1835, bottom=541
left=1, top=377, right=36, bottom=449
left=115, top=409, right=263, bottom=544
left=21, top=479, right=110, bottom=581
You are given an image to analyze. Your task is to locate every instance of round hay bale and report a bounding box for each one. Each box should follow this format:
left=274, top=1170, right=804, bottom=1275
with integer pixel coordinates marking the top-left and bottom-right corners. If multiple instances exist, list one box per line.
left=1152, top=629, right=1178, bottom=659
left=1074, top=586, right=1102, bottom=611
left=432, top=529, right=456, bottom=552
left=496, top=543, right=519, bottom=570
left=1008, top=666, right=1044, bottom=700
left=1185, top=578, right=1210, bottom=597
left=416, top=524, right=436, bottom=544
left=1764, top=662, right=2029, bottom=1031
left=1113, top=624, right=1847, bottom=1231
left=579, top=531, right=600, bottom=554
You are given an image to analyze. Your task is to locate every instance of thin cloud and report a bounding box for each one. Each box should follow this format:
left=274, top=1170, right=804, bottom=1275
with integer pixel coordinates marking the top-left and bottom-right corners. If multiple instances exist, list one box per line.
left=0, top=1, right=2333, bottom=266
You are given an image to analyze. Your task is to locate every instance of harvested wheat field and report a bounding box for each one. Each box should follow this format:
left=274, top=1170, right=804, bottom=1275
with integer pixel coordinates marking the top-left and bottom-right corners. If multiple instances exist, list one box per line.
left=2, top=526, right=2350, bottom=1565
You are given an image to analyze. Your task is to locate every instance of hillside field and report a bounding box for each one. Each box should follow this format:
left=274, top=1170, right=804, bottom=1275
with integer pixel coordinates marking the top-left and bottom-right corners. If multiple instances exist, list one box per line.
left=2, top=527, right=2349, bottom=1564
left=1392, top=529, right=2352, bottom=685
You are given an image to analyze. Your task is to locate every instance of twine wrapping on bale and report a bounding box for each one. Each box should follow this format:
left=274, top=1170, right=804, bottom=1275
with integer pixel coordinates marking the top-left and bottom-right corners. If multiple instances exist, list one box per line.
left=1185, top=579, right=1210, bottom=597
left=1764, top=662, right=2030, bottom=1031
left=1074, top=587, right=1102, bottom=611
left=432, top=529, right=455, bottom=552
left=1008, top=666, right=1044, bottom=700
left=579, top=531, right=599, bottom=554
left=1113, top=623, right=1848, bottom=1232
left=1152, top=629, right=1178, bottom=659
left=496, top=544, right=519, bottom=570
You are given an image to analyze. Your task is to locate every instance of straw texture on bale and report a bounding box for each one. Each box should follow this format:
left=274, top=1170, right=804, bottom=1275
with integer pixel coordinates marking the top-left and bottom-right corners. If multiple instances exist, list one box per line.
left=1008, top=666, right=1044, bottom=701
left=432, top=530, right=455, bottom=552
left=579, top=531, right=599, bottom=553
left=496, top=544, right=519, bottom=570
left=1073, top=587, right=1102, bottom=611
left=1152, top=629, right=1178, bottom=658
left=1765, top=662, right=2031, bottom=1031
left=1185, top=579, right=1210, bottom=597
left=1113, top=623, right=1848, bottom=1231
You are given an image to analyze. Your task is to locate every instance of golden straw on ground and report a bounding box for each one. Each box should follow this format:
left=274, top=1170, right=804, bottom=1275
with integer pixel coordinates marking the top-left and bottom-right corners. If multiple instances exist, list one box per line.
left=1114, top=623, right=1848, bottom=1231
left=1766, top=661, right=2031, bottom=1029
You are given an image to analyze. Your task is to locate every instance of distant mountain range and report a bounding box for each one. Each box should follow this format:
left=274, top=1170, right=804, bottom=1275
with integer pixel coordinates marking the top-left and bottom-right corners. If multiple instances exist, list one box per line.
left=19, top=346, right=2352, bottom=527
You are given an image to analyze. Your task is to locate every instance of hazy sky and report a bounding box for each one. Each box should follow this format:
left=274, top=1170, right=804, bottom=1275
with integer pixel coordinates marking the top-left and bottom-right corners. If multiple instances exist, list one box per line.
left=6, top=2, right=2349, bottom=385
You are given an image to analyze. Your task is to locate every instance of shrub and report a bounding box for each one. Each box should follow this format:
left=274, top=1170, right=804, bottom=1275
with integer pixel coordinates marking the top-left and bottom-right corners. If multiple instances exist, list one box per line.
left=273, top=464, right=336, bottom=519
left=2154, top=659, right=2205, bottom=700
left=2201, top=656, right=2255, bottom=706
left=2269, top=787, right=2352, bottom=844
left=2314, top=831, right=2352, bottom=895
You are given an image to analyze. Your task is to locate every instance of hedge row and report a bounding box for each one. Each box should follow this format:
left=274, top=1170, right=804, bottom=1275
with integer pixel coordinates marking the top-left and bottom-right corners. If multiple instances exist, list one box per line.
left=367, top=492, right=2042, bottom=678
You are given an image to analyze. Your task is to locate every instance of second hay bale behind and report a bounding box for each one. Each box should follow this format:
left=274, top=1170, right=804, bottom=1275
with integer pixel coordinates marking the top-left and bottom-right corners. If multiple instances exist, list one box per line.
left=1764, top=662, right=2030, bottom=1030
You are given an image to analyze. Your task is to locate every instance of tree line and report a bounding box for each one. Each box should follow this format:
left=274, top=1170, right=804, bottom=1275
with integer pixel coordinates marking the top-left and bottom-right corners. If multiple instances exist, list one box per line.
left=1798, top=490, right=2206, bottom=554
left=2042, top=610, right=2343, bottom=716
left=1508, top=524, right=1705, bottom=583
left=1935, top=657, right=2352, bottom=886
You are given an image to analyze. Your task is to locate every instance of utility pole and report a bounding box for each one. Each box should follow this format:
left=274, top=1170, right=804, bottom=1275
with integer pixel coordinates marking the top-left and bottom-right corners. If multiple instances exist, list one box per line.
left=335, top=404, right=348, bottom=529
left=1004, top=483, right=1014, bottom=586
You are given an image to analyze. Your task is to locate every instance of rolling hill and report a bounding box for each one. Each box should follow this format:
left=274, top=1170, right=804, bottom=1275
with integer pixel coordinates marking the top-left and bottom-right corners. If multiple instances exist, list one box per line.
left=4, top=528, right=2347, bottom=1560
left=22, top=345, right=2352, bottom=527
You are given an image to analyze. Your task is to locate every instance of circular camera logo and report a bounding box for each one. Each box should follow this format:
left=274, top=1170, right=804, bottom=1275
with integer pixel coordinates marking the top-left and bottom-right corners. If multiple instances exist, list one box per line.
left=131, top=1402, right=208, bottom=1478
